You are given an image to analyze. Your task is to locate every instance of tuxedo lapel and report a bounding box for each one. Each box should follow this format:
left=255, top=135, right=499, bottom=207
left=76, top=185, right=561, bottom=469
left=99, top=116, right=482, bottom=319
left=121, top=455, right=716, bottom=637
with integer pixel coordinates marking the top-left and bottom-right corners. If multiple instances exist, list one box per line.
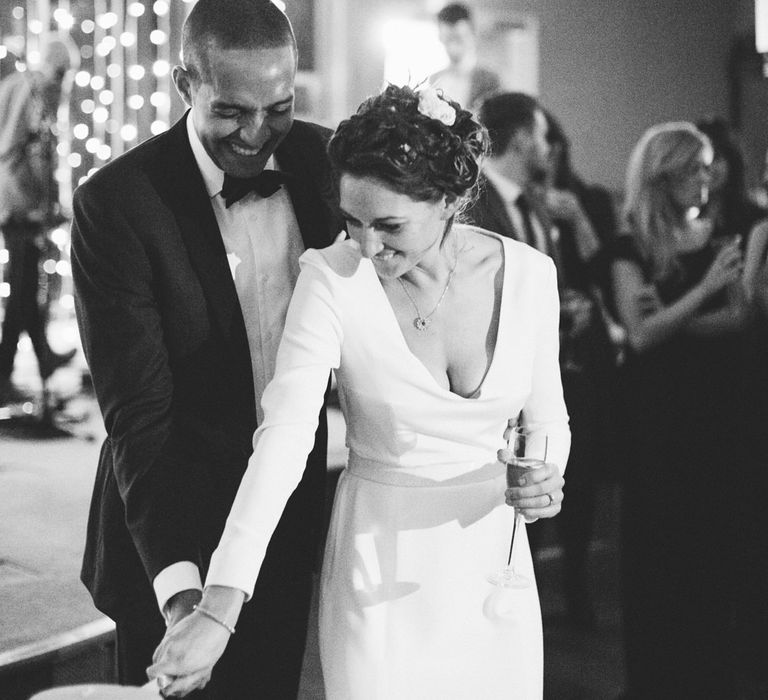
left=148, top=116, right=250, bottom=349
left=275, top=121, right=338, bottom=251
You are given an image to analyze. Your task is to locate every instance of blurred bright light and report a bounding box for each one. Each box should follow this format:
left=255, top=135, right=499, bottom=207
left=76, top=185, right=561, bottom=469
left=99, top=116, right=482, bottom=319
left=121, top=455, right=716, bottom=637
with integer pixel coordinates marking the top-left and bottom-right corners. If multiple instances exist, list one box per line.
left=97, top=37, right=117, bottom=57
left=153, top=1, right=170, bottom=16
left=99, top=90, right=115, bottom=105
left=80, top=99, right=95, bottom=114
left=73, top=123, right=89, bottom=139
left=43, top=259, right=57, bottom=274
left=151, top=120, right=169, bottom=135
left=758, top=0, right=768, bottom=53
left=120, top=124, right=138, bottom=141
left=152, top=60, right=170, bottom=77
left=81, top=19, right=95, bottom=34
left=51, top=228, right=69, bottom=247
left=120, top=32, right=137, bottom=48
left=0, top=47, right=6, bottom=60
left=128, top=2, right=146, bottom=17
left=85, top=138, right=100, bottom=154
left=75, top=70, right=91, bottom=87
left=97, top=144, right=112, bottom=161
left=381, top=18, right=445, bottom=88
left=67, top=152, right=83, bottom=168
left=12, top=7, right=24, bottom=20
left=56, top=261, right=72, bottom=277
left=60, top=294, right=75, bottom=310
left=0, top=283, right=9, bottom=298
left=93, top=107, right=109, bottom=124
left=53, top=9, right=75, bottom=30
left=0, top=249, right=8, bottom=264
left=107, top=63, right=122, bottom=78
left=90, top=75, right=105, bottom=90
left=150, top=91, right=170, bottom=108
left=127, top=94, right=145, bottom=110
left=97, top=12, right=118, bottom=29
left=28, top=20, right=43, bottom=34
left=128, top=64, right=146, bottom=81
left=56, top=143, right=68, bottom=156
left=150, top=30, right=168, bottom=46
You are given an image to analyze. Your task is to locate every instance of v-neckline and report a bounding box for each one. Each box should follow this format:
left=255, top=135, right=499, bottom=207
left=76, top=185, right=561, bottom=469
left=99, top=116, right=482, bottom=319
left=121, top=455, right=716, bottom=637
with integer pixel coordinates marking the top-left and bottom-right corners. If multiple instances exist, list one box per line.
left=369, top=231, right=508, bottom=401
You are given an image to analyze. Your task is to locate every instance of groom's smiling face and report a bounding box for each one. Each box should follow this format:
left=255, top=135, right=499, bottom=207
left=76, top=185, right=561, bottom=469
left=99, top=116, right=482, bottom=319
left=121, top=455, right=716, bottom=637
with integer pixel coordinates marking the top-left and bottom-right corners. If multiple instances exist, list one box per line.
left=175, top=43, right=297, bottom=178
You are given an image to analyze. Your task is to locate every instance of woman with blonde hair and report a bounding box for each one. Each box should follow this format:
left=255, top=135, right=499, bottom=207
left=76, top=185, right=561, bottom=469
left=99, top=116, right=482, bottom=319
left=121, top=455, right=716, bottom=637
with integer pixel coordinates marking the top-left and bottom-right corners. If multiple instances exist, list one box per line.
left=610, top=122, right=747, bottom=699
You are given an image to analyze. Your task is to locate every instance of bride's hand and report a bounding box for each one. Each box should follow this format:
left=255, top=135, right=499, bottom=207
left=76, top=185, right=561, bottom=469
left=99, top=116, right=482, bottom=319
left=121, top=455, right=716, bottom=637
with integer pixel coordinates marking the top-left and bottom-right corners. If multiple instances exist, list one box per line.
left=146, top=608, right=232, bottom=697
left=497, top=448, right=564, bottom=522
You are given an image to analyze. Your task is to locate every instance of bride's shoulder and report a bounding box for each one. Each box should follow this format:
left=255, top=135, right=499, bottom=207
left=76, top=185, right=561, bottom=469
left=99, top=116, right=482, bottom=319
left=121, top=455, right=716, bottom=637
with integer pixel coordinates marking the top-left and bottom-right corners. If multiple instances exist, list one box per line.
left=300, top=238, right=365, bottom=280
left=457, top=224, right=551, bottom=274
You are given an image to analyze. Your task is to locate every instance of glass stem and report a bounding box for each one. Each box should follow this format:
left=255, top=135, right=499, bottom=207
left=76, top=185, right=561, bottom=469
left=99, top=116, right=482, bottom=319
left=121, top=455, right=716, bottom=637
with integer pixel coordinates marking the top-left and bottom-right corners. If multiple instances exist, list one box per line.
left=506, top=510, right=520, bottom=568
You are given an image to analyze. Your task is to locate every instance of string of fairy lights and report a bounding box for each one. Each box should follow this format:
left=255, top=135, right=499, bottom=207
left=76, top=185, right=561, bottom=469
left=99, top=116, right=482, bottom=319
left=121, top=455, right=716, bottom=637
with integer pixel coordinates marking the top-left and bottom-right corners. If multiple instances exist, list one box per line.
left=0, top=0, right=195, bottom=307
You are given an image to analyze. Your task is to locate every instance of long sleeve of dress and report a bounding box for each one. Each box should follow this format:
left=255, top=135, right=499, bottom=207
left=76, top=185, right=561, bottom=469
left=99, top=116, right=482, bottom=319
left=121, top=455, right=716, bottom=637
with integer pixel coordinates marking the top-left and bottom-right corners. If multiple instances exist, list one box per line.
left=522, top=257, right=571, bottom=473
left=205, top=249, right=343, bottom=598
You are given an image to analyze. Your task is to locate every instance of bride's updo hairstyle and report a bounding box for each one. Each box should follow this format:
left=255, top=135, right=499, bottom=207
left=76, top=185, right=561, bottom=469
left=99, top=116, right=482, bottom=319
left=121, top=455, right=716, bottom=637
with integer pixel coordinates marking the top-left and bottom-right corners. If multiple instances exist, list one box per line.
left=328, top=84, right=489, bottom=211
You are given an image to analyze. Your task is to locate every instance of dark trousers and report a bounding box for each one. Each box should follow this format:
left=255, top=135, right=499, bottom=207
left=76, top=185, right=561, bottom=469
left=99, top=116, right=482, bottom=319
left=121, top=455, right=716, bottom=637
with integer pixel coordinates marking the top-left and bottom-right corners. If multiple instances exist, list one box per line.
left=0, top=223, right=49, bottom=380
left=115, top=572, right=313, bottom=699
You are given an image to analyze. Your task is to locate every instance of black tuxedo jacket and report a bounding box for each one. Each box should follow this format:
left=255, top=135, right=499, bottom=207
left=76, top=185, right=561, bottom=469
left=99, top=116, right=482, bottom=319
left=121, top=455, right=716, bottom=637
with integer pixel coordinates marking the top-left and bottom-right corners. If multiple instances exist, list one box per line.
left=71, top=114, right=341, bottom=622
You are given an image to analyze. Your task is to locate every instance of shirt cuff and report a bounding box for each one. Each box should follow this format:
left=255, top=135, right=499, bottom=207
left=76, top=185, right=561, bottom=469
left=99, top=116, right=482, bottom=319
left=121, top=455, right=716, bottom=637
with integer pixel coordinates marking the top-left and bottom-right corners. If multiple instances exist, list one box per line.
left=152, top=561, right=202, bottom=615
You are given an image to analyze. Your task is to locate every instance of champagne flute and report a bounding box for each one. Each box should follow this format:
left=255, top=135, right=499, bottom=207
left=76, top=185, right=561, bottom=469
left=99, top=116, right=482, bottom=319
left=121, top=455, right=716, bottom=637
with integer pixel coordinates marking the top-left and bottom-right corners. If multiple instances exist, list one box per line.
left=487, top=425, right=548, bottom=589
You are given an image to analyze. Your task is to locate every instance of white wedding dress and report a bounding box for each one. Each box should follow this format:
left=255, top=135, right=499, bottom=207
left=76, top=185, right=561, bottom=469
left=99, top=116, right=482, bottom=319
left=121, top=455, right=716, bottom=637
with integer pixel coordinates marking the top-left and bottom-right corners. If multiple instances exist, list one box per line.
left=206, top=227, right=570, bottom=699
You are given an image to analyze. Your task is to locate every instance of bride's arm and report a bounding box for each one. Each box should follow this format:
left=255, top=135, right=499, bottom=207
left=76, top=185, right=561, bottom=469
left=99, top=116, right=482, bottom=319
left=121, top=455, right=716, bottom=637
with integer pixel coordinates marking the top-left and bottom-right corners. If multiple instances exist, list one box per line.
left=147, top=252, right=344, bottom=694
left=523, top=257, right=571, bottom=473
left=503, top=257, right=570, bottom=522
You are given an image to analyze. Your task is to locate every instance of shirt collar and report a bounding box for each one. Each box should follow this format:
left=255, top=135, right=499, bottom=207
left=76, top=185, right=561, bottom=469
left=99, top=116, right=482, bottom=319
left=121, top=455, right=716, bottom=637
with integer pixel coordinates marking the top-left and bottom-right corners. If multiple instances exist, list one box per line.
left=185, top=113, right=276, bottom=200
left=482, top=162, right=523, bottom=204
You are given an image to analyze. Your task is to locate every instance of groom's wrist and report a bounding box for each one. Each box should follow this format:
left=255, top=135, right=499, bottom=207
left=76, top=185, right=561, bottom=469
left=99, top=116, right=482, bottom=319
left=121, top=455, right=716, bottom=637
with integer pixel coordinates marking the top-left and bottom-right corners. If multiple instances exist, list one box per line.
left=163, top=588, right=202, bottom=627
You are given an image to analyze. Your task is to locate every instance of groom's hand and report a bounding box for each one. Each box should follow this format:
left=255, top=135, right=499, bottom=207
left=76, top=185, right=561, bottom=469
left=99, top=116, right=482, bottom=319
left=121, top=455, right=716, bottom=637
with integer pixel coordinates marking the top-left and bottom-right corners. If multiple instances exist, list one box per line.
left=163, top=589, right=202, bottom=629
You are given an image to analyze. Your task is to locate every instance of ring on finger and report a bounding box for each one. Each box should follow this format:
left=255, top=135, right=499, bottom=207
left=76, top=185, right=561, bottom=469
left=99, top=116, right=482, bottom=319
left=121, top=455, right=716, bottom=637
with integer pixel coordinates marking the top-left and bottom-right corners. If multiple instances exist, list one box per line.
left=546, top=493, right=554, bottom=506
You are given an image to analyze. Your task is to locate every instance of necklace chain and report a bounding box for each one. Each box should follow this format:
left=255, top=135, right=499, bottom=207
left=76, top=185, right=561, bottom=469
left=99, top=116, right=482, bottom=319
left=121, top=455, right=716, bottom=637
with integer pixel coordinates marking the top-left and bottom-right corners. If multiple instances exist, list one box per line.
left=397, top=253, right=459, bottom=332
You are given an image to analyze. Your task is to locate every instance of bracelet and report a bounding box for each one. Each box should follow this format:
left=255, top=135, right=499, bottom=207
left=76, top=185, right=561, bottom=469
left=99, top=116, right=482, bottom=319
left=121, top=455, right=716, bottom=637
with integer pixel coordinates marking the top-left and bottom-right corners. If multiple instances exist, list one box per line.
left=192, top=604, right=236, bottom=635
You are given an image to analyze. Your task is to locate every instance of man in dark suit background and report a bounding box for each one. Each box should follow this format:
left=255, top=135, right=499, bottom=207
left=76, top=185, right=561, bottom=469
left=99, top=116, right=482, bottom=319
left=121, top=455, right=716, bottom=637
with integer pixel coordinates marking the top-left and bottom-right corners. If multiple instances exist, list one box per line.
left=467, top=92, right=556, bottom=256
left=70, top=1, right=340, bottom=696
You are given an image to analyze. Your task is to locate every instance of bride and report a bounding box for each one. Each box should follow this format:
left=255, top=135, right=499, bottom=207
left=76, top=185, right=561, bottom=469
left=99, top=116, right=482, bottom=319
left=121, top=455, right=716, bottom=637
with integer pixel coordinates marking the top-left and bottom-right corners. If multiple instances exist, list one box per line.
left=149, top=84, right=570, bottom=699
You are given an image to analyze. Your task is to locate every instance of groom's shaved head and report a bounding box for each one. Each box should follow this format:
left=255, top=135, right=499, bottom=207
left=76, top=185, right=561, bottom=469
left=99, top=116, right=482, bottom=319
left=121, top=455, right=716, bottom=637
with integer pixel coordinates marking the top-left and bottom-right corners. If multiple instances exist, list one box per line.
left=181, top=0, right=297, bottom=84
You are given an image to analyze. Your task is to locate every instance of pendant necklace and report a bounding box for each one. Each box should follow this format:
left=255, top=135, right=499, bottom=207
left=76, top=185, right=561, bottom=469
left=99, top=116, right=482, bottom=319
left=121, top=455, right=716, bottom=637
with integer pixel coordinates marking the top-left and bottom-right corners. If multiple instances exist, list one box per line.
left=397, top=249, right=459, bottom=331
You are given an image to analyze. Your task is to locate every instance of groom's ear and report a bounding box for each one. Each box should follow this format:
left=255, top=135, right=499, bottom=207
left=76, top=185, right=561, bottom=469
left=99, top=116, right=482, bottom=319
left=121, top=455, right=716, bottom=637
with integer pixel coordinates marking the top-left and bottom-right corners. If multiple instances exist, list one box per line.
left=172, top=65, right=193, bottom=107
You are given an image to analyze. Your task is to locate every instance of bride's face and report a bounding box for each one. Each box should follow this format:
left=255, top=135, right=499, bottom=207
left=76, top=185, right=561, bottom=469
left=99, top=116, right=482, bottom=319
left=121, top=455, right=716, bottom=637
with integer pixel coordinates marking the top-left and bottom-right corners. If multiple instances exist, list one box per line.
left=339, top=174, right=455, bottom=279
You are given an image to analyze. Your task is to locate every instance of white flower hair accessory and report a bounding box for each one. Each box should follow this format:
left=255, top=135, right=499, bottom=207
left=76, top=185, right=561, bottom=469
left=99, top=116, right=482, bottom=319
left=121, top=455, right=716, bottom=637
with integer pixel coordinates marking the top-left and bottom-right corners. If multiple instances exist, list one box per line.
left=416, top=86, right=456, bottom=126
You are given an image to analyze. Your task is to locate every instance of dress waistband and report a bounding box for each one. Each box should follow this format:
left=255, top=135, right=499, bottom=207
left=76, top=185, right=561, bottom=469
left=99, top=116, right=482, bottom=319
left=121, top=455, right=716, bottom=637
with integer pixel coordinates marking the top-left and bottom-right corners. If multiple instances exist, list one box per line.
left=345, top=452, right=504, bottom=488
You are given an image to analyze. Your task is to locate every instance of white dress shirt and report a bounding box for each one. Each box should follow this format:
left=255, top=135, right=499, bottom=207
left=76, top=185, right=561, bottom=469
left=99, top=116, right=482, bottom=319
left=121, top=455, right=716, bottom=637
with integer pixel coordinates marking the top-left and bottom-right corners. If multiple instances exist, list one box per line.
left=153, top=115, right=306, bottom=615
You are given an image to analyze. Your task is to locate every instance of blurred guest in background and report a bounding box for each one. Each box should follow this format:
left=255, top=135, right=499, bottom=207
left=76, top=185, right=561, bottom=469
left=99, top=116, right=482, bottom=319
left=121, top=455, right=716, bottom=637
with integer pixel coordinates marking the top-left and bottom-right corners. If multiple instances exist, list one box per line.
left=430, top=3, right=500, bottom=112
left=467, top=92, right=553, bottom=253
left=699, top=117, right=768, bottom=697
left=696, top=117, right=766, bottom=242
left=0, top=38, right=78, bottom=404
left=609, top=122, right=748, bottom=699
left=70, top=1, right=340, bottom=696
left=528, top=109, right=618, bottom=628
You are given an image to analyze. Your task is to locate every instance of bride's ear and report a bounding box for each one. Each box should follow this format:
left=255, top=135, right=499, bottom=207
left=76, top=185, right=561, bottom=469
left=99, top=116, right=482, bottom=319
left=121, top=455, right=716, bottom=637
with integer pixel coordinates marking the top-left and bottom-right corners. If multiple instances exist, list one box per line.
left=440, top=195, right=461, bottom=220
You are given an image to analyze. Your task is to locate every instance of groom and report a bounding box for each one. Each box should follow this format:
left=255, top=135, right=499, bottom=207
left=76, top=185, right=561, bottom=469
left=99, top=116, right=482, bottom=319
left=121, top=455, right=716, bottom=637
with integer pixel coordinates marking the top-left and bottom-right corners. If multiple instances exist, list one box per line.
left=71, top=0, right=340, bottom=696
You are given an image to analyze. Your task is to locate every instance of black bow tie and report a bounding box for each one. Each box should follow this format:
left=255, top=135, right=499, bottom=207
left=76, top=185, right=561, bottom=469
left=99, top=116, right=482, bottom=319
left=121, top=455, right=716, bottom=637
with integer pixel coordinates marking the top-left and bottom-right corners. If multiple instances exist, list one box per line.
left=221, top=170, right=288, bottom=208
